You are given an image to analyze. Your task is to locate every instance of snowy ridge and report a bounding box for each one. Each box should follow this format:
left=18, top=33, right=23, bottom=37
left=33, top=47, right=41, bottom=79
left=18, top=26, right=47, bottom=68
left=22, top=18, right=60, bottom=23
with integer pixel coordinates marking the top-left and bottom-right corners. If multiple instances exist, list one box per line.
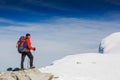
left=40, top=32, right=120, bottom=80
left=100, top=32, right=120, bottom=54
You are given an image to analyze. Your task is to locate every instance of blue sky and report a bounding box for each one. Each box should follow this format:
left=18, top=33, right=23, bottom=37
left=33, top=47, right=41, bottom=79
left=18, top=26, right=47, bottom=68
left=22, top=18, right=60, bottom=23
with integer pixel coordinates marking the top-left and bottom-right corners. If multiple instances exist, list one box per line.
left=0, top=0, right=120, bottom=71
left=0, top=0, right=120, bottom=22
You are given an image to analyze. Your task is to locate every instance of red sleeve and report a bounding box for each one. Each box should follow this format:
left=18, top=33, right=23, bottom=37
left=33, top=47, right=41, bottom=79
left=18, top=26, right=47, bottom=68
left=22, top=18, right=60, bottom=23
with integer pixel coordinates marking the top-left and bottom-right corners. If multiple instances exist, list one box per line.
left=26, top=39, right=34, bottom=50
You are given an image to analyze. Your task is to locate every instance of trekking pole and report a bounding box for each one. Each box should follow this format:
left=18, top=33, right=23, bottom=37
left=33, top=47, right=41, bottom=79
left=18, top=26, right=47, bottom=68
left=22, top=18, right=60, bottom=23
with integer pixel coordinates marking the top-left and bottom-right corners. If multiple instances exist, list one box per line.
left=33, top=50, right=35, bottom=67
left=33, top=51, right=35, bottom=57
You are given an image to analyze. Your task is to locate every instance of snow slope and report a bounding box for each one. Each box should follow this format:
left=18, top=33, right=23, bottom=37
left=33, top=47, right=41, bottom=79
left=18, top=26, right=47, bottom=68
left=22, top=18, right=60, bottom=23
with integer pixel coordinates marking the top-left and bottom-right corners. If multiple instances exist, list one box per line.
left=100, top=32, right=120, bottom=54
left=40, top=32, right=120, bottom=80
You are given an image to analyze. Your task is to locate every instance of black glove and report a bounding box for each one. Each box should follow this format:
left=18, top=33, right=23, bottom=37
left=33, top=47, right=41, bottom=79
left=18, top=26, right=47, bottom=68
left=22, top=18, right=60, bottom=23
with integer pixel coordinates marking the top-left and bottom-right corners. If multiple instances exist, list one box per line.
left=33, top=48, right=36, bottom=51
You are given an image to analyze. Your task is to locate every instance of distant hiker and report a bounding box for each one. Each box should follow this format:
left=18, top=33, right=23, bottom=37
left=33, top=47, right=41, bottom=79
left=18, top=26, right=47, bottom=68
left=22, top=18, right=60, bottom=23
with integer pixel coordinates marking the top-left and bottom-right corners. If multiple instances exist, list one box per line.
left=17, top=33, right=36, bottom=70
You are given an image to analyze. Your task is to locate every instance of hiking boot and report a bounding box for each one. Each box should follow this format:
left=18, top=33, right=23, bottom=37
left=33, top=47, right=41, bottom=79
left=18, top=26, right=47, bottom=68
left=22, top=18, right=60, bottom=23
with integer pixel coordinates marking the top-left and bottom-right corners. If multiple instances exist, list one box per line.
left=20, top=68, right=25, bottom=70
left=30, top=66, right=35, bottom=69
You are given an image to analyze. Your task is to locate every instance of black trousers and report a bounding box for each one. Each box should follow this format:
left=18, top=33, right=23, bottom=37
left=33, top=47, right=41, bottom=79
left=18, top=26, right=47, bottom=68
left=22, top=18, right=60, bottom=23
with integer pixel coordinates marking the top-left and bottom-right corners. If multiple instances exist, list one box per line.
left=21, top=52, right=33, bottom=68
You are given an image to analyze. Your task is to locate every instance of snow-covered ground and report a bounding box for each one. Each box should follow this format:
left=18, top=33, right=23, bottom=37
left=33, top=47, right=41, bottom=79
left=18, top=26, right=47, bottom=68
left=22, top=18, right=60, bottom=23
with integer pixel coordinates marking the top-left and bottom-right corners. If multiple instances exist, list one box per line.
left=40, top=32, right=120, bottom=80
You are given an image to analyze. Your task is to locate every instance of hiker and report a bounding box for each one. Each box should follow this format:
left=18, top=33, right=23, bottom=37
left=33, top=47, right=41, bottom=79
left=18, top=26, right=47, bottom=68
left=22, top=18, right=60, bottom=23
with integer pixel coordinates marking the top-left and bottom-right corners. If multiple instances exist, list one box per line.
left=20, top=33, right=36, bottom=69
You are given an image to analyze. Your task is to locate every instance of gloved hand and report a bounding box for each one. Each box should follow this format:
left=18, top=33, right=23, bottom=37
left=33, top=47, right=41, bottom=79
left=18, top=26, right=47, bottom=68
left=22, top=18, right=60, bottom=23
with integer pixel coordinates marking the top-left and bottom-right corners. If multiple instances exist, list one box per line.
left=33, top=47, right=36, bottom=51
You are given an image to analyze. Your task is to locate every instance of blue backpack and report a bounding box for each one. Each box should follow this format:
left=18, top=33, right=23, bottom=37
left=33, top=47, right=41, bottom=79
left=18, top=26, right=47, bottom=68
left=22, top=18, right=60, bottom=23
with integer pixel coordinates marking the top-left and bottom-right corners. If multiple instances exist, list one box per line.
left=17, top=36, right=27, bottom=53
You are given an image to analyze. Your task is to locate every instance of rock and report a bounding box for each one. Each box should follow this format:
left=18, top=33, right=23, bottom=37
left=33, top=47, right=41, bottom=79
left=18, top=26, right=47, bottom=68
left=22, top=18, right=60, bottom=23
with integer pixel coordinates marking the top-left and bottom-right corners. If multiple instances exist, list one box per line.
left=7, top=67, right=13, bottom=71
left=0, top=71, right=15, bottom=80
left=0, top=68, right=53, bottom=80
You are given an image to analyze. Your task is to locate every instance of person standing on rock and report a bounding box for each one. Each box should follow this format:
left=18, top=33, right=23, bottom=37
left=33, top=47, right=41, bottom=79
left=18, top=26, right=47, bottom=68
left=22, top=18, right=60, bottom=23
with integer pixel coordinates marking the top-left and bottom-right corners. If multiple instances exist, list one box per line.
left=20, top=33, right=36, bottom=70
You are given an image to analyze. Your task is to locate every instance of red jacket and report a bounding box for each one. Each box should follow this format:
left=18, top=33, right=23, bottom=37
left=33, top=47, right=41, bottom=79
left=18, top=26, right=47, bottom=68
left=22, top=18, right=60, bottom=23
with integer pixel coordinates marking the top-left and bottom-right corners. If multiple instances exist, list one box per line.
left=26, top=38, right=34, bottom=52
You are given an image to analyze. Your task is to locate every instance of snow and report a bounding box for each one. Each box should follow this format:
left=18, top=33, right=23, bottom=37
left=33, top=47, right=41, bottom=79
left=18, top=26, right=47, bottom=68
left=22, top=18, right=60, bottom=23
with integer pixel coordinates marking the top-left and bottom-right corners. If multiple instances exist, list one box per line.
left=100, top=32, right=120, bottom=54
left=40, top=32, right=120, bottom=80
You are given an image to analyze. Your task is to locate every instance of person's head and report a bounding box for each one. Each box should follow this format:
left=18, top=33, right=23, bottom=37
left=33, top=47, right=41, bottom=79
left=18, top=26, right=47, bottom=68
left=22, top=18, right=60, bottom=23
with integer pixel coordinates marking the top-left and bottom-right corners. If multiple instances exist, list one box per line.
left=26, top=33, right=31, bottom=39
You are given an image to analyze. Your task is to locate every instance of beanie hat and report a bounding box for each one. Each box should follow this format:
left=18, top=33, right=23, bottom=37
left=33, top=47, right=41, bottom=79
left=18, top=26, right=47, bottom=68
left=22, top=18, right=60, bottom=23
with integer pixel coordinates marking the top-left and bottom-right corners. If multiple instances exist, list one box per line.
left=26, top=33, right=30, bottom=36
